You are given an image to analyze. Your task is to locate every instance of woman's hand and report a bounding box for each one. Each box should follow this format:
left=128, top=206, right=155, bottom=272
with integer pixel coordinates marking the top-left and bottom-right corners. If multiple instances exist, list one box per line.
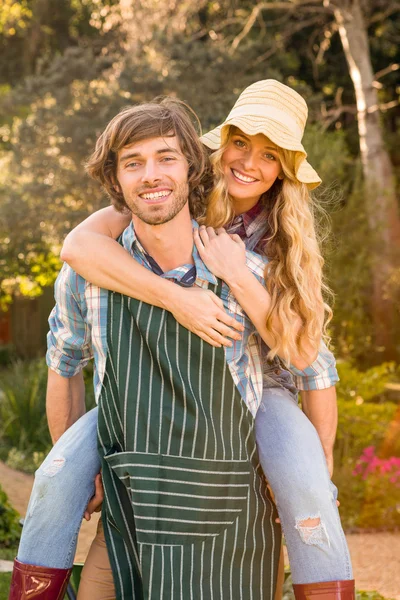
left=170, top=285, right=244, bottom=348
left=194, top=226, right=247, bottom=284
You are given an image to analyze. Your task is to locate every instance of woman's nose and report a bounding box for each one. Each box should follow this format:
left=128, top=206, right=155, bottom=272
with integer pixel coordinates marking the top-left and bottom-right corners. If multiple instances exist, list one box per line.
left=242, top=151, right=257, bottom=171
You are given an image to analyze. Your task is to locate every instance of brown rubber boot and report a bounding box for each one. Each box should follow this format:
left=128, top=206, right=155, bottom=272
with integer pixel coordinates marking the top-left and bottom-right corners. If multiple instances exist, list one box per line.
left=293, top=580, right=355, bottom=600
left=8, top=558, right=72, bottom=599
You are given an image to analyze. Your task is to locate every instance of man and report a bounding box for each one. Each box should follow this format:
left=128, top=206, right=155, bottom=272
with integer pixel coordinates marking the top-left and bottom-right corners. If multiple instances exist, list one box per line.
left=82, top=99, right=282, bottom=599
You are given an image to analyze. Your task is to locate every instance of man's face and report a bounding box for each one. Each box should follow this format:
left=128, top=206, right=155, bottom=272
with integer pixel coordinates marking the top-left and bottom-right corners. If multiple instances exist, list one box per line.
left=116, top=136, right=190, bottom=225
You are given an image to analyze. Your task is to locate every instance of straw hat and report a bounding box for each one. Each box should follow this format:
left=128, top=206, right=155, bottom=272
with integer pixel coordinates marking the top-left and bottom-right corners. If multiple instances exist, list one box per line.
left=200, top=79, right=321, bottom=189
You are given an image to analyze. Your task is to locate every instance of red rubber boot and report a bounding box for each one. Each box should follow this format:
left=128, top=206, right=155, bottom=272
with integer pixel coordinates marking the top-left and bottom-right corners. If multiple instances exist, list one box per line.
left=8, top=558, right=72, bottom=599
left=293, top=580, right=355, bottom=600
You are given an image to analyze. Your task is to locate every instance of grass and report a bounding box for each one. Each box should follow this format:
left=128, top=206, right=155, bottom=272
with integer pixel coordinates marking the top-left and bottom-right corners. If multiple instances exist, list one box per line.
left=0, top=573, right=12, bottom=600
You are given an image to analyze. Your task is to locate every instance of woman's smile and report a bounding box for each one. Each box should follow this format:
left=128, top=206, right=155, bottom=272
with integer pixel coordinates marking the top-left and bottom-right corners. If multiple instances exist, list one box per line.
left=230, top=168, right=259, bottom=184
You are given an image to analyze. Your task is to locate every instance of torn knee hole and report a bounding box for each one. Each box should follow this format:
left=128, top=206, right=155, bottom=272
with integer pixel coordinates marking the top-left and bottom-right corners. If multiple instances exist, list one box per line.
left=42, top=456, right=66, bottom=477
left=298, top=517, right=321, bottom=528
left=295, top=513, right=330, bottom=547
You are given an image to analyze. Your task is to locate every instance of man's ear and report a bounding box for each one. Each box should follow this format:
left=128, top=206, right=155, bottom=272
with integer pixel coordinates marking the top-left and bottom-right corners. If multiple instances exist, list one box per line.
left=111, top=175, right=121, bottom=194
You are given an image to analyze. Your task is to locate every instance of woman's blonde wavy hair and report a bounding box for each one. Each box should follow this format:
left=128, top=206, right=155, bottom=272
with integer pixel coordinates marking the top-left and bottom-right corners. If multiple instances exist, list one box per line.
left=199, top=126, right=333, bottom=364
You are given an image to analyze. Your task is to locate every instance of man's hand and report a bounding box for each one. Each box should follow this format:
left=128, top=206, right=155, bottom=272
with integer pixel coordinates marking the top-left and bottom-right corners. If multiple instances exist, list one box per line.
left=84, top=473, right=104, bottom=521
left=170, top=285, right=244, bottom=348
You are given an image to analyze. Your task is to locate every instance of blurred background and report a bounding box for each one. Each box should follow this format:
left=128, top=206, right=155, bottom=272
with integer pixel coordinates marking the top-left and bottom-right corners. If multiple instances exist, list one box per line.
left=0, top=1, right=399, bottom=596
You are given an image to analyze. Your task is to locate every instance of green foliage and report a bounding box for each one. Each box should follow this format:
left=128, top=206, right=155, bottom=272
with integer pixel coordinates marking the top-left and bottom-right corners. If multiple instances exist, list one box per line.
left=336, top=361, right=399, bottom=403
left=5, top=448, right=46, bottom=474
left=0, top=359, right=96, bottom=467
left=327, top=179, right=378, bottom=364
left=0, top=484, right=20, bottom=548
left=0, top=572, right=12, bottom=598
left=331, top=361, right=400, bottom=529
left=0, top=359, right=51, bottom=454
left=0, top=345, right=15, bottom=367
left=334, top=398, right=398, bottom=469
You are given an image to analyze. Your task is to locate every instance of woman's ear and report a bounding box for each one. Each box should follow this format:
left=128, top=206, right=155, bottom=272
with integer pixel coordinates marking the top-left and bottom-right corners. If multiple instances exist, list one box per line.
left=278, top=172, right=284, bottom=180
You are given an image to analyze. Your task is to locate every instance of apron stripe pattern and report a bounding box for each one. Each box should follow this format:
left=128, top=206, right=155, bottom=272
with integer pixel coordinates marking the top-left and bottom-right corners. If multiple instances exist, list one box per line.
left=98, top=282, right=281, bottom=599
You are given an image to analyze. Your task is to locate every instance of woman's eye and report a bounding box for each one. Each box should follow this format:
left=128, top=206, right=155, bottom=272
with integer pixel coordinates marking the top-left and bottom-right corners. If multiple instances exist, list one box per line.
left=264, top=154, right=276, bottom=161
left=234, top=139, right=246, bottom=148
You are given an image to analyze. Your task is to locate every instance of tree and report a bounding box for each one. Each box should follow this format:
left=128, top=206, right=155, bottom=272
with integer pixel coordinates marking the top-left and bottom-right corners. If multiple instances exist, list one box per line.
left=222, top=0, right=400, bottom=358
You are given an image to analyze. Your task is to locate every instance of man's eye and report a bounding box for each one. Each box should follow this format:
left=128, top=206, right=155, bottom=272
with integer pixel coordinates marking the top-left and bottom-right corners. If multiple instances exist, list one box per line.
left=161, top=156, right=175, bottom=162
left=126, top=162, right=140, bottom=168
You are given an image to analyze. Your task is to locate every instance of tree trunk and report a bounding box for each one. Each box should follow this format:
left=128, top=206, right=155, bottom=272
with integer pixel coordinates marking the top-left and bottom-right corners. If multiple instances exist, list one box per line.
left=334, top=0, right=400, bottom=359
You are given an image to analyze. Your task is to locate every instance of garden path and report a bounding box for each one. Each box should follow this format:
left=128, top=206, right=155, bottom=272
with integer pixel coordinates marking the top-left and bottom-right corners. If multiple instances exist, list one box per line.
left=1, top=460, right=399, bottom=599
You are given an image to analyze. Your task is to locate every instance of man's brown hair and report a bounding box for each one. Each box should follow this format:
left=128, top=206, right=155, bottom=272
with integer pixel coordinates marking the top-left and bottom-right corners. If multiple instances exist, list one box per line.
left=86, top=97, right=209, bottom=217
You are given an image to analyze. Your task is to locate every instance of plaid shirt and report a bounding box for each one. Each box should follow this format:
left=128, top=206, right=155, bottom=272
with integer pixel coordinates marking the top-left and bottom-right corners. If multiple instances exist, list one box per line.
left=47, top=220, right=338, bottom=416
left=226, top=202, right=338, bottom=392
left=47, top=221, right=268, bottom=416
left=226, top=201, right=269, bottom=254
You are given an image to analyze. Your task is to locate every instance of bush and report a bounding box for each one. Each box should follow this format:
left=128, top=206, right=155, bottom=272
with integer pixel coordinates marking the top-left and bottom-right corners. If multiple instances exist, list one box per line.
left=5, top=448, right=46, bottom=475
left=0, top=344, right=16, bottom=368
left=352, top=447, right=400, bottom=529
left=336, top=361, right=399, bottom=403
left=0, top=359, right=51, bottom=456
left=0, top=359, right=96, bottom=465
left=334, top=398, right=398, bottom=469
left=0, top=484, right=20, bottom=548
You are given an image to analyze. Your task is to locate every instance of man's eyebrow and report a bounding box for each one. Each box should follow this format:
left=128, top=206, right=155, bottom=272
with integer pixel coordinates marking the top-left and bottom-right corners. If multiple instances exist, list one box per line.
left=234, top=132, right=278, bottom=152
left=119, top=147, right=181, bottom=161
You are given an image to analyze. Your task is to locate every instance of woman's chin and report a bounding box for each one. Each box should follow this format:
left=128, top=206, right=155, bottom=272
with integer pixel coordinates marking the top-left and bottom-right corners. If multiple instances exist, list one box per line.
left=228, top=185, right=261, bottom=202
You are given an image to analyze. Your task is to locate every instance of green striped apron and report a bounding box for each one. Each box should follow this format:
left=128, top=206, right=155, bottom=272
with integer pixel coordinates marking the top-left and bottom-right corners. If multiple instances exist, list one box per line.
left=97, top=280, right=281, bottom=600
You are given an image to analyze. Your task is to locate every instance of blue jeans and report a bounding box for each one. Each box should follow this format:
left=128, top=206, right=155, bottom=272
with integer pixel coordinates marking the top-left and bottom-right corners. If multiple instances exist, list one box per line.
left=17, top=408, right=101, bottom=570
left=255, top=387, right=353, bottom=584
left=18, top=390, right=353, bottom=584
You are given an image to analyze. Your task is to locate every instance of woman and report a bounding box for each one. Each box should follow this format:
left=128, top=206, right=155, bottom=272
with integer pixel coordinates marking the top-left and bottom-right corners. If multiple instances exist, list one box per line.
left=11, top=81, right=353, bottom=599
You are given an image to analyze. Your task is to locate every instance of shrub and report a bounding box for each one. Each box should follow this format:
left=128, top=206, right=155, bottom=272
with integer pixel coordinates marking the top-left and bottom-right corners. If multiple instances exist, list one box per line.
left=0, top=344, right=16, bottom=367
left=336, top=361, right=399, bottom=403
left=5, top=448, right=46, bottom=474
left=0, top=484, right=21, bottom=548
left=352, top=447, right=400, bottom=528
left=0, top=359, right=51, bottom=455
left=0, top=359, right=96, bottom=464
left=334, top=398, right=398, bottom=469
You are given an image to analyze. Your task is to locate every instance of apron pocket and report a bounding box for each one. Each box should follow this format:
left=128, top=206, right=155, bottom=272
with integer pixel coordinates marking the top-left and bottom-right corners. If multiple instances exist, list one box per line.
left=105, top=451, right=251, bottom=546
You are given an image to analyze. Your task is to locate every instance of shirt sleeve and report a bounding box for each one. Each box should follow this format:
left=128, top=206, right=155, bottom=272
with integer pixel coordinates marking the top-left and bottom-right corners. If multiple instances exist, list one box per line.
left=46, top=264, right=93, bottom=377
left=289, top=340, right=339, bottom=391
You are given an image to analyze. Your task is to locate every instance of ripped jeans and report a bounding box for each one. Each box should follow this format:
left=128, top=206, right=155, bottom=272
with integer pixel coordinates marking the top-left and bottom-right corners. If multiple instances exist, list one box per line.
left=17, top=389, right=352, bottom=584
left=255, top=387, right=353, bottom=584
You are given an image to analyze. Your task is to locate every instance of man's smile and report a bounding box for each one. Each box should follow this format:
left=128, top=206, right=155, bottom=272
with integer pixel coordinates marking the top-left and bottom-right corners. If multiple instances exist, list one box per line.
left=139, top=187, right=172, bottom=203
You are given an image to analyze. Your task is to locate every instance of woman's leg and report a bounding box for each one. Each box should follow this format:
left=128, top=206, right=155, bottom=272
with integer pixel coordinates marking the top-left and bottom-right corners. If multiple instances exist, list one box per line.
left=17, top=406, right=100, bottom=569
left=255, top=388, right=353, bottom=585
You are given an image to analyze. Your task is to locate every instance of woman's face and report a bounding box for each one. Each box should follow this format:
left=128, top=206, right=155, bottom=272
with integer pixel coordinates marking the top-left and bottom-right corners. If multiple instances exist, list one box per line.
left=221, top=129, right=282, bottom=214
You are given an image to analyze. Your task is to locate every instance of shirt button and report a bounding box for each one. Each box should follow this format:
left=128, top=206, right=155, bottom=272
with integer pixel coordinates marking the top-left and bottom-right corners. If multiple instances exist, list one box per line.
left=274, top=369, right=281, bottom=375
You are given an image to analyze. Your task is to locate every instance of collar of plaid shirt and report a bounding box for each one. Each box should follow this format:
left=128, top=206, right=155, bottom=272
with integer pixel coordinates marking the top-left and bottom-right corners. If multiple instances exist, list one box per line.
left=226, top=201, right=269, bottom=253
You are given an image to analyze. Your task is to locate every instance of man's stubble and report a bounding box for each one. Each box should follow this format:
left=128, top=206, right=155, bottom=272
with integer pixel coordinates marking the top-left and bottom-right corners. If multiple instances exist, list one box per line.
left=124, top=181, right=190, bottom=226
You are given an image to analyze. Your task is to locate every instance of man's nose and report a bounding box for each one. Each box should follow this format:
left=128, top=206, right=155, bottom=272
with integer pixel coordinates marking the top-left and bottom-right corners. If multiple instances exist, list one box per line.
left=142, top=160, right=162, bottom=184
